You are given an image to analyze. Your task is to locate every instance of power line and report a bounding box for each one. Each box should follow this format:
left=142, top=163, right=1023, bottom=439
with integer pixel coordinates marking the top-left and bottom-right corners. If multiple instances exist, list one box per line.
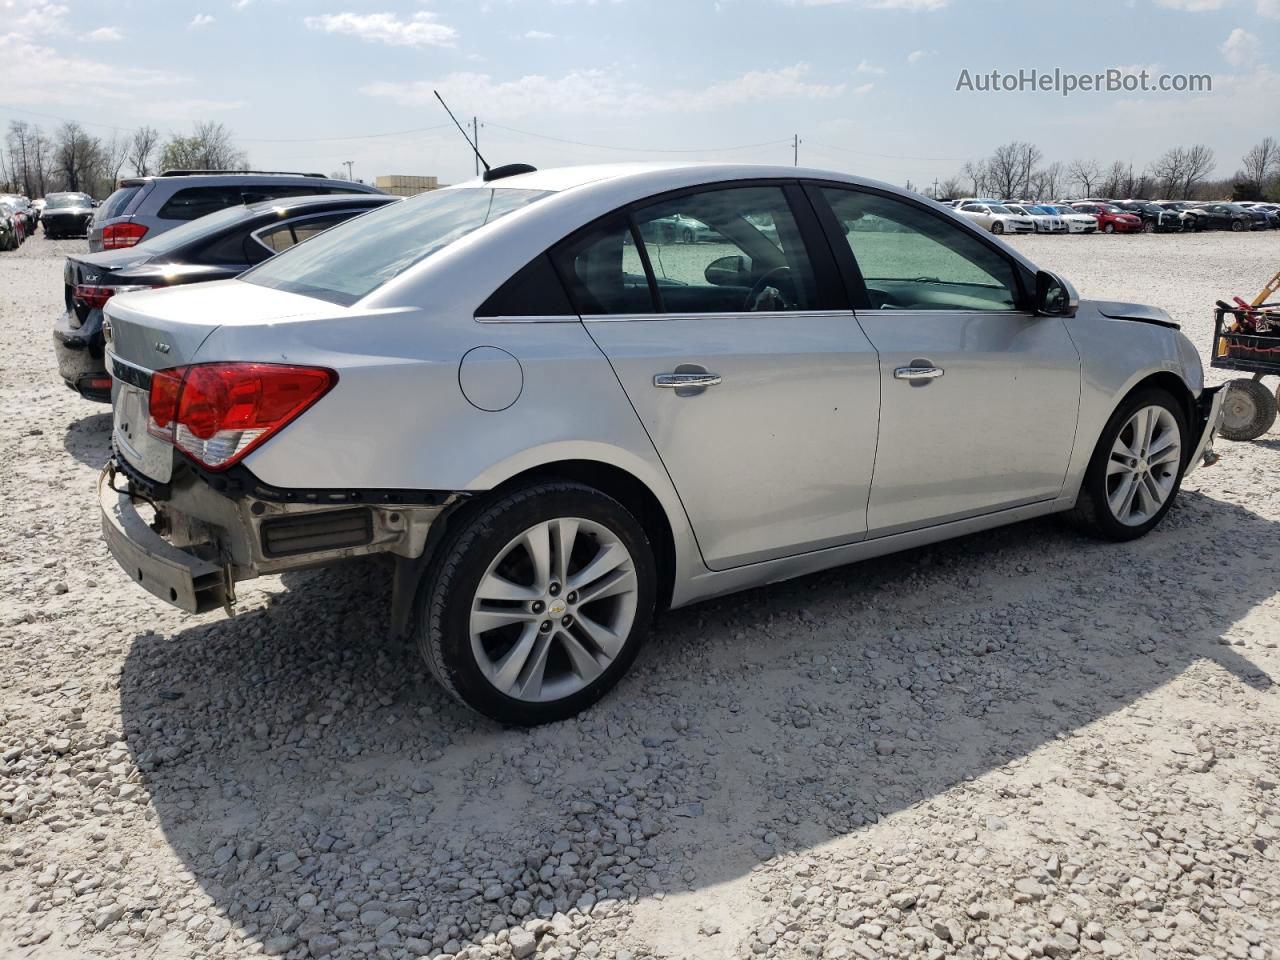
left=805, top=140, right=968, bottom=163
left=481, top=121, right=792, bottom=155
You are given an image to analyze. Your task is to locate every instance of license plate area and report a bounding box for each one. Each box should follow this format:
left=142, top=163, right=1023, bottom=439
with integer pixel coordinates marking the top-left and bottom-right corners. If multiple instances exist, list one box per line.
left=110, top=356, right=174, bottom=484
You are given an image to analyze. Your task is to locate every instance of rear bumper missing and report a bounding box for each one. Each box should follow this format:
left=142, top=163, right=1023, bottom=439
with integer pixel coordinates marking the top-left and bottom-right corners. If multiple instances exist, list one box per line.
left=100, top=470, right=229, bottom=613
left=100, top=457, right=455, bottom=613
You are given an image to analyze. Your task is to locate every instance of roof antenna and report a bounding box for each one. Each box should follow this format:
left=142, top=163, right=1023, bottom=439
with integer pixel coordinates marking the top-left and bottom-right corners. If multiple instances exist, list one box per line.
left=434, top=90, right=489, bottom=174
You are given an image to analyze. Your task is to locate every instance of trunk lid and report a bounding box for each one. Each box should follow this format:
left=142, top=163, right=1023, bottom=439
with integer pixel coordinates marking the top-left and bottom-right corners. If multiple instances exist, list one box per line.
left=105, top=280, right=340, bottom=482
left=64, top=250, right=156, bottom=327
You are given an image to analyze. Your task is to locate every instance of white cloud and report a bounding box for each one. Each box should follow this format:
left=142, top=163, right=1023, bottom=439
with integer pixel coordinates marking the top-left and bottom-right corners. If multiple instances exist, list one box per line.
left=1221, top=26, right=1260, bottom=64
left=853, top=82, right=875, bottom=94
left=524, top=29, right=554, bottom=39
left=0, top=32, right=183, bottom=106
left=362, top=63, right=845, bottom=117
left=907, top=49, right=931, bottom=64
left=785, top=0, right=949, bottom=8
left=5, top=1, right=70, bottom=33
left=231, top=0, right=252, bottom=8
left=1155, top=0, right=1228, bottom=8
left=83, top=26, right=122, bottom=42
left=855, top=59, right=886, bottom=74
left=303, top=11, right=457, bottom=48
left=1258, top=0, right=1279, bottom=17
left=189, top=13, right=215, bottom=29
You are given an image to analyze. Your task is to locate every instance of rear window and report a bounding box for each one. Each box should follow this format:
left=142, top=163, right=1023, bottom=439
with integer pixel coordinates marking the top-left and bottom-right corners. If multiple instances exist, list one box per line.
left=242, top=187, right=551, bottom=306
left=157, top=186, right=244, bottom=221
left=46, top=194, right=91, bottom=209
left=98, top=185, right=142, bottom=220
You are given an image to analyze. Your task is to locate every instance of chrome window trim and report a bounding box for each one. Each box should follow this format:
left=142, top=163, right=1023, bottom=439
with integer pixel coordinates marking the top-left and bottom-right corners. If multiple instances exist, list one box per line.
left=473, top=310, right=855, bottom=324
left=474, top=315, right=581, bottom=324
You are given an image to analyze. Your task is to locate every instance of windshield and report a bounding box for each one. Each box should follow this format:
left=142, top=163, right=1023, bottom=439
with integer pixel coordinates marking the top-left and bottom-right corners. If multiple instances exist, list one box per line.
left=988, top=205, right=1015, bottom=215
left=1098, top=204, right=1122, bottom=213
left=244, top=187, right=551, bottom=306
left=1220, top=203, right=1246, bottom=213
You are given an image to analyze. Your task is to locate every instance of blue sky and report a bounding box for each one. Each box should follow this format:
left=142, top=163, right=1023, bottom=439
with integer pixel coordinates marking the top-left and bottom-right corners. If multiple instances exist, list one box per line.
left=2, top=0, right=1276, bottom=188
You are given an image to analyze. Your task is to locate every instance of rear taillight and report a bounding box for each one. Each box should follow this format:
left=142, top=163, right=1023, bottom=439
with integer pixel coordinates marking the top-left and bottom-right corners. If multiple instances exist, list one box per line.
left=74, top=283, right=149, bottom=310
left=146, top=362, right=336, bottom=470
left=102, top=222, right=148, bottom=249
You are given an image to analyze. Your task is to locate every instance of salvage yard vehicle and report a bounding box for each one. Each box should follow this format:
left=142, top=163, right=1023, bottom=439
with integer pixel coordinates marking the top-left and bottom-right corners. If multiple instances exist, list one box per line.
left=1002, top=203, right=1067, bottom=234
left=42, top=192, right=97, bottom=238
left=1189, top=202, right=1261, bottom=232
left=1069, top=202, right=1143, bottom=234
left=1041, top=204, right=1098, bottom=234
left=955, top=201, right=1035, bottom=234
left=0, top=201, right=21, bottom=250
left=98, top=162, right=1225, bottom=725
left=54, top=193, right=398, bottom=401
left=1113, top=200, right=1186, bottom=233
left=89, top=169, right=384, bottom=252
left=1156, top=201, right=1208, bottom=231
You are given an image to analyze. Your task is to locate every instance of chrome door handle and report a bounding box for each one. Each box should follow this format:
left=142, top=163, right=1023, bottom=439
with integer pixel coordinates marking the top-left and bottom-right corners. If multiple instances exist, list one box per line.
left=654, top=372, right=722, bottom=389
left=894, top=365, right=944, bottom=381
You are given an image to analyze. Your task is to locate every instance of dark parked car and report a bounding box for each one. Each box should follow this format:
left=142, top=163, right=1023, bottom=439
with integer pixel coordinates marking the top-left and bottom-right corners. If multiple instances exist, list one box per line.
left=1189, top=202, right=1262, bottom=231
left=0, top=201, right=22, bottom=250
left=42, top=192, right=97, bottom=238
left=1154, top=201, right=1209, bottom=231
left=53, top=193, right=397, bottom=401
left=1113, top=200, right=1185, bottom=232
left=0, top=194, right=35, bottom=241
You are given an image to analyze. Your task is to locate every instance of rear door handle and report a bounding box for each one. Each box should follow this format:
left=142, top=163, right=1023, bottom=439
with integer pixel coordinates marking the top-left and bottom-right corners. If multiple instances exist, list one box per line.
left=894, top=365, right=944, bottom=381
left=654, top=372, right=722, bottom=389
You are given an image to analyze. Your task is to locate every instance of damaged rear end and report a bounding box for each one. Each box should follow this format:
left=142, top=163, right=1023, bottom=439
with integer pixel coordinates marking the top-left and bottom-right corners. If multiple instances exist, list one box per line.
left=99, top=282, right=451, bottom=614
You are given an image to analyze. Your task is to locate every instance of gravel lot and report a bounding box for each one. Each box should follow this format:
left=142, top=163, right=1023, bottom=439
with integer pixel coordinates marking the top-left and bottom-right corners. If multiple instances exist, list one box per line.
left=2, top=228, right=1279, bottom=960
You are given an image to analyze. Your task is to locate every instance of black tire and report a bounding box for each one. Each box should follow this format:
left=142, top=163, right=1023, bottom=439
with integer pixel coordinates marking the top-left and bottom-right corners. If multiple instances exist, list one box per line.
left=1068, top=388, right=1189, bottom=541
left=1103, top=223, right=1116, bottom=234
left=418, top=481, right=657, bottom=725
left=1219, top=378, right=1277, bottom=441
left=680, top=228, right=694, bottom=244
left=1142, top=221, right=1155, bottom=233
left=991, top=222, right=1004, bottom=235
left=1231, top=219, right=1245, bottom=232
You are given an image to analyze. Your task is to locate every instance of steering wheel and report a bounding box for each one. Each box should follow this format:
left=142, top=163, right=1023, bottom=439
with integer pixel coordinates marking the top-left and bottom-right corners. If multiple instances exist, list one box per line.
left=744, top=266, right=796, bottom=311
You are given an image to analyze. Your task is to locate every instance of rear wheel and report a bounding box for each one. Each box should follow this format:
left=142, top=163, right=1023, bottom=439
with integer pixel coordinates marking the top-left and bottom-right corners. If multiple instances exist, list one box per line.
left=418, top=482, right=656, bottom=725
left=1069, top=389, right=1188, bottom=541
left=1219, top=378, right=1277, bottom=441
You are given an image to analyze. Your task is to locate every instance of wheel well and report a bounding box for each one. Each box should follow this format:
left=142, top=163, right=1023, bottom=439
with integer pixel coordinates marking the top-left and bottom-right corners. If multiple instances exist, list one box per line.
left=1124, top=371, right=1198, bottom=454
left=491, top=460, right=678, bottom=611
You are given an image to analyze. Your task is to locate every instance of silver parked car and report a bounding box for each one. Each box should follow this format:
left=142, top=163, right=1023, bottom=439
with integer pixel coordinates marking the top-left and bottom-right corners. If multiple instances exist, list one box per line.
left=98, top=162, right=1224, bottom=725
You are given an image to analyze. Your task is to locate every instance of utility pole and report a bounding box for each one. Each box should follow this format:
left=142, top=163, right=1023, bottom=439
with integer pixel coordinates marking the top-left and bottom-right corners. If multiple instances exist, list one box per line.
left=792, top=134, right=800, bottom=167
left=932, top=178, right=939, bottom=199
left=343, top=160, right=354, bottom=180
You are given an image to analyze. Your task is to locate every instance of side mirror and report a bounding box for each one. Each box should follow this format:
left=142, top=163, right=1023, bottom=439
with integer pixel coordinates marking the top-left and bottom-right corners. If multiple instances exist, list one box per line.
left=705, top=254, right=750, bottom=287
left=1035, top=269, right=1078, bottom=317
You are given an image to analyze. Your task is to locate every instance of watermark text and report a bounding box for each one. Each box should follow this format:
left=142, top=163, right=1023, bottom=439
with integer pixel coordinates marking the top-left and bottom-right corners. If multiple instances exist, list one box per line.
left=955, top=68, right=1211, bottom=96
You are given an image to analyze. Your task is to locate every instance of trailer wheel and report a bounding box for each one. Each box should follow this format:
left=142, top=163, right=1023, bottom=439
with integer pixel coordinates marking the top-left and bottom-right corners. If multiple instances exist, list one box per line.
left=1219, top=378, right=1277, bottom=441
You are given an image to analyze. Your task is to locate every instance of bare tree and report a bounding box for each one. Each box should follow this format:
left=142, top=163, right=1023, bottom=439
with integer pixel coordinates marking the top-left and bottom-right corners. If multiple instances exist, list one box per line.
left=158, top=121, right=247, bottom=172
left=937, top=175, right=965, bottom=198
left=1240, top=136, right=1279, bottom=197
left=6, top=121, right=39, bottom=197
left=128, top=126, right=160, bottom=177
left=1181, top=144, right=1215, bottom=199
left=985, top=141, right=1041, bottom=198
left=961, top=159, right=989, bottom=197
left=1030, top=160, right=1064, bottom=200
left=53, top=122, right=103, bottom=194
left=1066, top=158, right=1101, bottom=197
left=100, top=132, right=131, bottom=195
left=1149, top=147, right=1188, bottom=198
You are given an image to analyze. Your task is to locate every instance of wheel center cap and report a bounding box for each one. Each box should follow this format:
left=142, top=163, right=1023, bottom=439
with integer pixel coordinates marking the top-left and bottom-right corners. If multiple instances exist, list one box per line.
left=548, top=599, right=567, bottom=617
left=1137, top=459, right=1148, bottom=472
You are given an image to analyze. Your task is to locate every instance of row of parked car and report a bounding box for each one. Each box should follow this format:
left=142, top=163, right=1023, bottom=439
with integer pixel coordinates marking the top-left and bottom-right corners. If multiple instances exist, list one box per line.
left=50, top=169, right=388, bottom=400
left=946, top=196, right=1280, bottom=235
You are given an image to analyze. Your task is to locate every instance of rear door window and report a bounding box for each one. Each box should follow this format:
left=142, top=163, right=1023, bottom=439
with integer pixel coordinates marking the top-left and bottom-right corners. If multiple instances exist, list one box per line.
left=98, top=185, right=142, bottom=220
left=156, top=186, right=244, bottom=221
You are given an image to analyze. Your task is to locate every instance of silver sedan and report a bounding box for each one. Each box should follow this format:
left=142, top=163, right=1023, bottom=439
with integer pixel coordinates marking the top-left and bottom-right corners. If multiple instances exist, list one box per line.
left=98, top=162, right=1223, bottom=724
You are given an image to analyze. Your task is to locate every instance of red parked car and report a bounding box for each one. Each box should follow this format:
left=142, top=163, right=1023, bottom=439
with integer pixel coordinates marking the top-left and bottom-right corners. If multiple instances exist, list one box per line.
left=1069, top=201, right=1144, bottom=234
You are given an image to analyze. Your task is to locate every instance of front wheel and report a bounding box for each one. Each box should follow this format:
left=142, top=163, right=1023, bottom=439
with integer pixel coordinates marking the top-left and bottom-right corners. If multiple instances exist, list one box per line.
left=1068, top=389, right=1188, bottom=541
left=1231, top=219, right=1245, bottom=232
left=1103, top=223, right=1116, bottom=234
left=1219, top=378, right=1277, bottom=441
left=1143, top=221, right=1155, bottom=233
left=991, top=222, right=1004, bottom=235
left=418, top=482, right=657, bottom=725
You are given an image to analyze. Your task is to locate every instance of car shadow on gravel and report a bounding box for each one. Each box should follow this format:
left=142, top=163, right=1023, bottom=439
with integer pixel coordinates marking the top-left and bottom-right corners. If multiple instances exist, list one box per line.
left=62, top=411, right=112, bottom=468
left=118, top=489, right=1276, bottom=957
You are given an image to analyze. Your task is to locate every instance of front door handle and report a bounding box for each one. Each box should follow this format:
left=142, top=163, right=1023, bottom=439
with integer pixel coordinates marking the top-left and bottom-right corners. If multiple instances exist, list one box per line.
left=654, top=372, right=722, bottom=389
left=894, top=365, right=944, bottom=381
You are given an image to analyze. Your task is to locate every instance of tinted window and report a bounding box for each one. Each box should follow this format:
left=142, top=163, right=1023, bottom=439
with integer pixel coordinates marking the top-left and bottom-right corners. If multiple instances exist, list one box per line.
left=477, top=254, right=575, bottom=317
left=46, top=194, right=91, bottom=209
left=99, top=186, right=141, bottom=220
left=630, top=185, right=819, bottom=313
left=552, top=217, right=655, bottom=315
left=243, top=187, right=550, bottom=306
left=254, top=214, right=349, bottom=254
left=157, top=186, right=244, bottom=221
left=132, top=203, right=254, bottom=255
left=821, top=187, right=1021, bottom=312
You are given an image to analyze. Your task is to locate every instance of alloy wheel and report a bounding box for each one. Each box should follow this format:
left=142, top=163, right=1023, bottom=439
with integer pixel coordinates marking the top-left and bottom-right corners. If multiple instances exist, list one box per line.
left=469, top=517, right=639, bottom=703
left=1106, top=405, right=1182, bottom=526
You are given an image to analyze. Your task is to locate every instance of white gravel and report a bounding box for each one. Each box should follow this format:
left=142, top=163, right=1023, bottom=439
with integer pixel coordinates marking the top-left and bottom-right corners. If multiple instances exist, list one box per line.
left=1, top=229, right=1279, bottom=960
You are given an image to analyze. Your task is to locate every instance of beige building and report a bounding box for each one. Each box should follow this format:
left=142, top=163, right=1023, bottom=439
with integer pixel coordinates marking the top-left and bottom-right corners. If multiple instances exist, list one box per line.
left=375, top=175, right=442, bottom=197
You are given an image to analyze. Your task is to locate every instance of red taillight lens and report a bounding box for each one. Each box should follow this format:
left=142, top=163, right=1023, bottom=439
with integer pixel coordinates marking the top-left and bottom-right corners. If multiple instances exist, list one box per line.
left=74, top=284, right=116, bottom=310
left=146, top=363, right=336, bottom=470
left=102, top=222, right=148, bottom=249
